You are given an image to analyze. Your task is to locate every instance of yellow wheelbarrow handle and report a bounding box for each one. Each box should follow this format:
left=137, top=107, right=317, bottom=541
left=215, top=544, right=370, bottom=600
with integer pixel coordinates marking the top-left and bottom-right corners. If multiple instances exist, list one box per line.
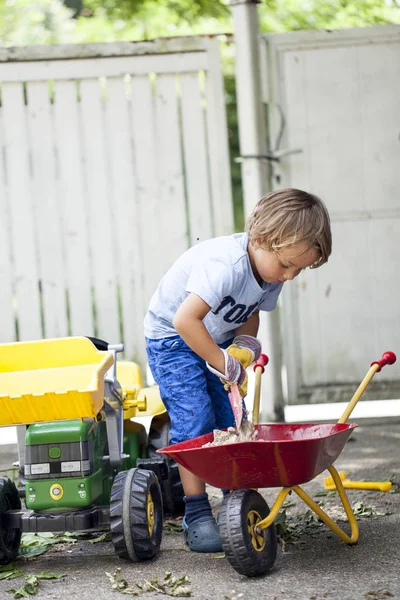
left=338, top=351, right=396, bottom=424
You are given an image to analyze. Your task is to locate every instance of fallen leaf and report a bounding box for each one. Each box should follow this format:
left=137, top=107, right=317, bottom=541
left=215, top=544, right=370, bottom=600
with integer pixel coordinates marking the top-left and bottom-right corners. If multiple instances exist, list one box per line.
left=6, top=570, right=65, bottom=598
left=165, top=521, right=183, bottom=534
left=7, top=575, right=39, bottom=598
left=0, top=567, right=25, bottom=581
left=88, top=532, right=111, bottom=544
left=34, top=572, right=65, bottom=580
left=364, top=590, right=394, bottom=599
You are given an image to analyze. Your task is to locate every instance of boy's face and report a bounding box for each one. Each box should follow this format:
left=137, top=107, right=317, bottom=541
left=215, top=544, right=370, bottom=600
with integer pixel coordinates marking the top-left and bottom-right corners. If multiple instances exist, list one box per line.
left=249, top=241, right=319, bottom=285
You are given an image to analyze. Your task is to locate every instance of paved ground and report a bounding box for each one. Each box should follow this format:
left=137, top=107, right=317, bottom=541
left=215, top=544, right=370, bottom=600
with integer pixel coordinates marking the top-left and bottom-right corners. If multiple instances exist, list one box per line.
left=0, top=420, right=399, bottom=600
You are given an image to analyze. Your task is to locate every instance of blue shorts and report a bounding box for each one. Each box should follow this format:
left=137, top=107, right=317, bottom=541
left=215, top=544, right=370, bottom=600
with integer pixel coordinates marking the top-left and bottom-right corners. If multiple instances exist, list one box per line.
left=146, top=336, right=242, bottom=445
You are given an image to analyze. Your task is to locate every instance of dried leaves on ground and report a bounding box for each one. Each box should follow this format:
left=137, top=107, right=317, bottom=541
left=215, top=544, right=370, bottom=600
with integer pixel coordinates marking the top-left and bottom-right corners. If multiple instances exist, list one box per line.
left=18, top=531, right=111, bottom=558
left=164, top=520, right=183, bottom=534
left=0, top=565, right=64, bottom=599
left=106, top=568, right=192, bottom=597
left=364, top=590, right=394, bottom=599
left=275, top=495, right=392, bottom=551
left=275, top=507, right=322, bottom=549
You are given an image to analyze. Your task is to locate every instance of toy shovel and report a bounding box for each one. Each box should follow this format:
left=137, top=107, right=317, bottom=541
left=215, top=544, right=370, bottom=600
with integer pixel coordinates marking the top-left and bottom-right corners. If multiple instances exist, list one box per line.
left=228, top=354, right=270, bottom=430
left=228, top=383, right=243, bottom=430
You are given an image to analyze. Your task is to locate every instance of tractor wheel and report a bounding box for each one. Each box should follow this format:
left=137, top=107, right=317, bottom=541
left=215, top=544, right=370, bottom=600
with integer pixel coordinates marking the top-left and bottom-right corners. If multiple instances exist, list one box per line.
left=110, top=468, right=163, bottom=561
left=0, top=477, right=22, bottom=565
left=218, top=489, right=277, bottom=577
left=148, top=417, right=184, bottom=516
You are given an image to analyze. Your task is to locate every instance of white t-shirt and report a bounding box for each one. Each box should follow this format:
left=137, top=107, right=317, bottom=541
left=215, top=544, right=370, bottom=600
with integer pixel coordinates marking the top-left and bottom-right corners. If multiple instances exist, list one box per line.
left=144, top=233, right=283, bottom=344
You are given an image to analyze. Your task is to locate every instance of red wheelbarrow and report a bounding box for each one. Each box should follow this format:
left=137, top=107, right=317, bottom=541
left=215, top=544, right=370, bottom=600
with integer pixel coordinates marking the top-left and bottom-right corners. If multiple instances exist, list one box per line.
left=158, top=351, right=396, bottom=577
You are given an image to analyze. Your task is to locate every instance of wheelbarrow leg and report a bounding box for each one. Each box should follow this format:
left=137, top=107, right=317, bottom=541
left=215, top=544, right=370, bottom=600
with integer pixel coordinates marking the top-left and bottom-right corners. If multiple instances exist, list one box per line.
left=292, top=465, right=359, bottom=544
left=255, top=488, right=292, bottom=530
left=256, top=466, right=359, bottom=545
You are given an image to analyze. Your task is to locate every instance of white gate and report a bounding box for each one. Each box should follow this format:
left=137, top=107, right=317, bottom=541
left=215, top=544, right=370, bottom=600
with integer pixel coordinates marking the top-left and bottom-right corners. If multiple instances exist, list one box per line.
left=262, top=25, right=400, bottom=403
left=0, top=37, right=233, bottom=366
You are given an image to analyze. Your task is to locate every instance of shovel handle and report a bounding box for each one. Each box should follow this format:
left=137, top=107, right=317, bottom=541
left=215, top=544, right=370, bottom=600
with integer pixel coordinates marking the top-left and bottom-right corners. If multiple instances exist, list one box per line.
left=370, top=351, right=396, bottom=372
left=338, top=351, right=397, bottom=423
left=252, top=354, right=269, bottom=425
left=253, top=354, right=269, bottom=373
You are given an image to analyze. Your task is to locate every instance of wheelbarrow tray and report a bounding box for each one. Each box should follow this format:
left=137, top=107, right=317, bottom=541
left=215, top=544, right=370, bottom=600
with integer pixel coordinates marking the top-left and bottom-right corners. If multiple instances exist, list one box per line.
left=158, top=423, right=357, bottom=489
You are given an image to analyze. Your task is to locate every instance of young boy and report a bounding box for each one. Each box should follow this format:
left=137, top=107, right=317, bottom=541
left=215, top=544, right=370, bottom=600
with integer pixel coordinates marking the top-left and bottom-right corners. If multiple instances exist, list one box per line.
left=144, top=188, right=332, bottom=552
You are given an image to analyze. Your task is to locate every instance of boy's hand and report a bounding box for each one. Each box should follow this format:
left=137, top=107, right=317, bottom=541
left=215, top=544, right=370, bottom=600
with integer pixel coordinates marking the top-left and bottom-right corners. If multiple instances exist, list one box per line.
left=207, top=351, right=248, bottom=398
left=227, top=335, right=262, bottom=369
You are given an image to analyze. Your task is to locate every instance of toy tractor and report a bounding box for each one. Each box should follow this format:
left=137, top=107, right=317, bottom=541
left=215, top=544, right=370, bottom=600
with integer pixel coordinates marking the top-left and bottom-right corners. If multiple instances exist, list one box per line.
left=0, top=336, right=184, bottom=566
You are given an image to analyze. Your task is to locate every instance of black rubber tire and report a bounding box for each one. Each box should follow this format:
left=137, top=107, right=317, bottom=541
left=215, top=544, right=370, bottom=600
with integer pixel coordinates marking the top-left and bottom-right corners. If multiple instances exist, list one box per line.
left=148, top=417, right=185, bottom=516
left=110, top=468, right=163, bottom=561
left=0, top=478, right=22, bottom=565
left=218, top=489, right=277, bottom=577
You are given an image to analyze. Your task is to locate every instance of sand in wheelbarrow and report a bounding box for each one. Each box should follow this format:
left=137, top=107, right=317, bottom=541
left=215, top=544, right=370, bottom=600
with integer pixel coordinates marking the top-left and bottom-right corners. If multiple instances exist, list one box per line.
left=202, top=418, right=257, bottom=447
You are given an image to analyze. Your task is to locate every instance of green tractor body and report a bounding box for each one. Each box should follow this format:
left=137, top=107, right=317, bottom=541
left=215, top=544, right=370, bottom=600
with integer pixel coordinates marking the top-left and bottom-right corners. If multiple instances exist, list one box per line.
left=24, top=420, right=112, bottom=510
left=24, top=419, right=145, bottom=511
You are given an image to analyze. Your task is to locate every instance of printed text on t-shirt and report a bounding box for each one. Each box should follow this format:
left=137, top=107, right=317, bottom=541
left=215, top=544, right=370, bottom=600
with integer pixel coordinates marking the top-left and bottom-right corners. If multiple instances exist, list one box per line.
left=213, top=296, right=258, bottom=324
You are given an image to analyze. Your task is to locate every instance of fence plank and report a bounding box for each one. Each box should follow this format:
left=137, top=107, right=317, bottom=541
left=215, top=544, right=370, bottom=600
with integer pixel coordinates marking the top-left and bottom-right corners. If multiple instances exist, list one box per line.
left=104, top=76, right=145, bottom=361
left=1, top=83, right=42, bottom=340
left=79, top=77, right=120, bottom=343
left=204, top=38, right=234, bottom=236
left=130, top=75, right=163, bottom=308
left=27, top=81, right=68, bottom=339
left=180, top=72, right=213, bottom=245
left=154, top=73, right=188, bottom=275
left=53, top=79, right=94, bottom=336
left=0, top=97, right=15, bottom=342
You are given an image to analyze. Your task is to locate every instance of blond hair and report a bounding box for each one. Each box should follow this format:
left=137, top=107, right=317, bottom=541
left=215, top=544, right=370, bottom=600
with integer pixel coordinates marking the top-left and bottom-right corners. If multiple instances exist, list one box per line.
left=246, top=188, right=332, bottom=268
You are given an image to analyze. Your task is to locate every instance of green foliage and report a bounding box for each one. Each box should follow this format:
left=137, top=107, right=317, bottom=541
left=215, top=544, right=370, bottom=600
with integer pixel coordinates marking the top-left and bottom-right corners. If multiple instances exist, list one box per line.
left=84, top=0, right=229, bottom=23
left=70, top=0, right=400, bottom=43
left=0, top=0, right=75, bottom=46
left=259, top=0, right=400, bottom=32
left=64, top=0, right=82, bottom=18
left=2, top=0, right=400, bottom=55
left=71, top=3, right=232, bottom=44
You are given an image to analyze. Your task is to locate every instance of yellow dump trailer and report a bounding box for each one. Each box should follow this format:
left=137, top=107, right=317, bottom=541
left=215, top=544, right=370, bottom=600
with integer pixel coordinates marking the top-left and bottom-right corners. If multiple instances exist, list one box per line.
left=0, top=337, right=113, bottom=426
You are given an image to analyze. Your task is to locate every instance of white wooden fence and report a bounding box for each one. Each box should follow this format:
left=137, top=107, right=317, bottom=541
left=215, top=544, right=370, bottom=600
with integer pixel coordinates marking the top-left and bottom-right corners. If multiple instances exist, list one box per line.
left=0, top=37, right=233, bottom=366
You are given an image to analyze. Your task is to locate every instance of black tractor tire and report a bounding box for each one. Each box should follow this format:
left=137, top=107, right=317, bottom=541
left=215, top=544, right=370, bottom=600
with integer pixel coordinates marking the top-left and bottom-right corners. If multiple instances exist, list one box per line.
left=218, top=489, right=277, bottom=577
left=147, top=417, right=185, bottom=516
left=110, top=468, right=163, bottom=561
left=0, top=477, right=22, bottom=565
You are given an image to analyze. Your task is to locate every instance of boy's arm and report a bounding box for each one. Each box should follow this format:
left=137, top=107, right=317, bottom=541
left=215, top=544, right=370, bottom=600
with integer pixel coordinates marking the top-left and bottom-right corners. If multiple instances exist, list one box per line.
left=172, top=293, right=225, bottom=373
left=233, top=310, right=260, bottom=337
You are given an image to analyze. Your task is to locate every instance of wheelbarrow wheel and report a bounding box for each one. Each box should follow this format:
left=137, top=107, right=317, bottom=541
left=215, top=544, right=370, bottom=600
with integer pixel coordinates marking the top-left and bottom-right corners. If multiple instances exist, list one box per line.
left=0, top=477, right=22, bottom=565
left=110, top=468, right=163, bottom=561
left=218, top=489, right=277, bottom=577
left=148, top=416, right=185, bottom=516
